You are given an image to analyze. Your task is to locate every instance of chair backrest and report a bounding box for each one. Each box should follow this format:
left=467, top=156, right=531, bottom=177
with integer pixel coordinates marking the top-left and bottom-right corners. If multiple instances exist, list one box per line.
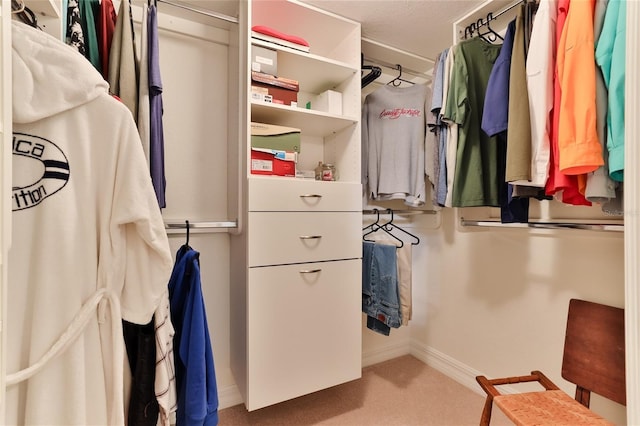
left=561, top=298, right=626, bottom=407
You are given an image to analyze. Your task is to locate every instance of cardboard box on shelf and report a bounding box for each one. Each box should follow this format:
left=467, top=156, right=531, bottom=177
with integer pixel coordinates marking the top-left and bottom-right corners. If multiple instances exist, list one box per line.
left=251, top=45, right=278, bottom=76
left=251, top=71, right=299, bottom=92
left=251, top=83, right=298, bottom=106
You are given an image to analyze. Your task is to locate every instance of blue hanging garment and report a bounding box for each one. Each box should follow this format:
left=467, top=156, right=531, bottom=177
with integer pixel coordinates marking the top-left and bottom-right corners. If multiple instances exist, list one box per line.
left=168, top=245, right=219, bottom=426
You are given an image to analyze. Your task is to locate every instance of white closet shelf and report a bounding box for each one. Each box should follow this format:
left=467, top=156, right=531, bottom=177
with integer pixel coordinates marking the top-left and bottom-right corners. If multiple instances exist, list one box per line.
left=25, top=0, right=60, bottom=18
left=252, top=39, right=357, bottom=94
left=460, top=218, right=624, bottom=233
left=251, top=101, right=357, bottom=137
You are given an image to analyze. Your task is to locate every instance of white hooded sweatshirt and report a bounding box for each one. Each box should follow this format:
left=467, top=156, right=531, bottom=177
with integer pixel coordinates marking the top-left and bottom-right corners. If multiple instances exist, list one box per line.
left=7, top=21, right=173, bottom=425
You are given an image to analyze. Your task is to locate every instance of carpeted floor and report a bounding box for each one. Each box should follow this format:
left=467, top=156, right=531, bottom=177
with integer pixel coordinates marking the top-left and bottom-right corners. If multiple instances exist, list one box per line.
left=218, top=354, right=511, bottom=425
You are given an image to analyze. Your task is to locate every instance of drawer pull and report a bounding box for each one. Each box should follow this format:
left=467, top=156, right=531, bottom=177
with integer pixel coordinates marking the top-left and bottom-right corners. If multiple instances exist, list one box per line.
left=299, top=235, right=322, bottom=239
left=299, top=194, right=322, bottom=198
left=299, top=269, right=322, bottom=274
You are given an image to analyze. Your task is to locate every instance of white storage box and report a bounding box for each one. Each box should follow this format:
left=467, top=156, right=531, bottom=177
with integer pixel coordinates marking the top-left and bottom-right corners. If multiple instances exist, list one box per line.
left=313, top=90, right=342, bottom=115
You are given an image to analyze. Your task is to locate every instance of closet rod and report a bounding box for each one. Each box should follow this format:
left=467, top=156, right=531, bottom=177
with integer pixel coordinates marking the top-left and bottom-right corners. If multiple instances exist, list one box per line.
left=364, top=209, right=438, bottom=216
left=362, top=56, right=431, bottom=81
left=157, top=0, right=238, bottom=24
left=460, top=218, right=624, bottom=233
left=165, top=220, right=238, bottom=230
left=477, top=0, right=524, bottom=30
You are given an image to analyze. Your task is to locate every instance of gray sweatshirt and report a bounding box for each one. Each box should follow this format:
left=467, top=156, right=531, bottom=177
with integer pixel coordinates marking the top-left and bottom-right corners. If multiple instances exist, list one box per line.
left=362, top=84, right=429, bottom=207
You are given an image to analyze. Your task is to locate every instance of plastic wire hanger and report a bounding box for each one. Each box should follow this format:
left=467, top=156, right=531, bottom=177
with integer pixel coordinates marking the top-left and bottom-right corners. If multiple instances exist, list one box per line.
left=12, top=0, right=39, bottom=29
left=362, top=208, right=380, bottom=233
left=381, top=209, right=420, bottom=246
left=11, top=0, right=25, bottom=13
left=478, top=13, right=504, bottom=43
left=363, top=209, right=405, bottom=247
left=387, top=64, right=414, bottom=87
left=361, top=53, right=382, bottom=88
left=363, top=209, right=404, bottom=247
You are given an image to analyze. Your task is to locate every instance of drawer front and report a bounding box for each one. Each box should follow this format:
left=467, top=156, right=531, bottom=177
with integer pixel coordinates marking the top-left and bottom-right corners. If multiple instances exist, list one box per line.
left=248, top=212, right=361, bottom=266
left=248, top=178, right=361, bottom=211
left=246, top=259, right=362, bottom=410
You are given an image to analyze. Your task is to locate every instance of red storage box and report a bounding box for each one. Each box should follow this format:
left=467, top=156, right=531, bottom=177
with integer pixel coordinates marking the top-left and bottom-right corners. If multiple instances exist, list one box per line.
left=250, top=148, right=296, bottom=176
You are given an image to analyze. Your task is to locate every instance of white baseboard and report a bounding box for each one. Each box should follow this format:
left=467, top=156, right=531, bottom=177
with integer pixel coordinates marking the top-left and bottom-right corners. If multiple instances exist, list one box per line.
left=362, top=338, right=411, bottom=367
left=217, top=383, right=244, bottom=410
left=409, top=340, right=518, bottom=396
left=409, top=340, right=485, bottom=396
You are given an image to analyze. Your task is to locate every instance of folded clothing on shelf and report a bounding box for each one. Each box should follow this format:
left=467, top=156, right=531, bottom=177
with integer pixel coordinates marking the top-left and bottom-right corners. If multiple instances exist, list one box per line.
left=251, top=25, right=310, bottom=53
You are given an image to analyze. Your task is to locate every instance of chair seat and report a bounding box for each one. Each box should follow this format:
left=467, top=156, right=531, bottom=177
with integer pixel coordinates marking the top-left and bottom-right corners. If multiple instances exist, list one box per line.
left=494, top=390, right=614, bottom=426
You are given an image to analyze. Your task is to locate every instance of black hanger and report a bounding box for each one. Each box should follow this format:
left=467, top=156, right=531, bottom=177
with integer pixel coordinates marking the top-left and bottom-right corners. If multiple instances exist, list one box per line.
left=362, top=65, right=382, bottom=88
left=381, top=209, right=420, bottom=246
left=362, top=54, right=382, bottom=88
left=478, top=13, right=504, bottom=43
left=363, top=222, right=404, bottom=247
left=12, top=0, right=40, bottom=29
left=363, top=209, right=404, bottom=247
left=387, top=64, right=414, bottom=87
left=464, top=22, right=476, bottom=40
left=362, top=208, right=380, bottom=233
left=185, top=220, right=190, bottom=247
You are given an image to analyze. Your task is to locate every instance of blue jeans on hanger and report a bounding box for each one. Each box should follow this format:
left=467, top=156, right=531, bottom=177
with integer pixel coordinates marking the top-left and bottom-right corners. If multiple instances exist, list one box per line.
left=362, top=241, right=401, bottom=335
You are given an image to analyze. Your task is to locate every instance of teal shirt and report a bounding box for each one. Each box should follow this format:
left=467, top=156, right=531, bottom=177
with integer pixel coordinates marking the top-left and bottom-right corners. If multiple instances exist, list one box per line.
left=79, top=0, right=101, bottom=72
left=596, top=0, right=626, bottom=182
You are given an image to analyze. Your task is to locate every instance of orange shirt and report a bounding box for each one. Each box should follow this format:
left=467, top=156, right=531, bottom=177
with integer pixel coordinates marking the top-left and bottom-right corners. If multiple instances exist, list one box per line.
left=545, top=0, right=590, bottom=205
left=556, top=0, right=604, bottom=175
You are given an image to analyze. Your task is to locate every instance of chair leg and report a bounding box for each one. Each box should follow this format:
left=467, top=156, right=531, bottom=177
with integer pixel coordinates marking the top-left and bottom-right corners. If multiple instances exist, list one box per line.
left=479, top=395, right=494, bottom=426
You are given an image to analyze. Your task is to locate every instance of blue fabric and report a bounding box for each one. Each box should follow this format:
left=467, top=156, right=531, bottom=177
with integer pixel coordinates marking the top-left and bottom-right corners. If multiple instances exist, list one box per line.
left=480, top=20, right=529, bottom=224
left=148, top=5, right=166, bottom=208
left=362, top=241, right=401, bottom=335
left=169, top=245, right=219, bottom=426
left=481, top=19, right=516, bottom=137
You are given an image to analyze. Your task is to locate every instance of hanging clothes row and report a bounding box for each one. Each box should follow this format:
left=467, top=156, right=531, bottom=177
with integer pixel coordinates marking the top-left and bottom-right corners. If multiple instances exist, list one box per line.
left=64, top=0, right=117, bottom=80
left=426, top=0, right=625, bottom=223
left=63, top=0, right=167, bottom=208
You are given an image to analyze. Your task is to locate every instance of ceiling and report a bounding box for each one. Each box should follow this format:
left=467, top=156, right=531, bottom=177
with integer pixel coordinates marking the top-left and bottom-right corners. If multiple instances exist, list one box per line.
left=299, top=0, right=485, bottom=77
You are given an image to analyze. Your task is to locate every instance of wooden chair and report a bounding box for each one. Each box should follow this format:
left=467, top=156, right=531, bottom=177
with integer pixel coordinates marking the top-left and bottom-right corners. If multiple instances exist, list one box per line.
left=476, top=299, right=626, bottom=425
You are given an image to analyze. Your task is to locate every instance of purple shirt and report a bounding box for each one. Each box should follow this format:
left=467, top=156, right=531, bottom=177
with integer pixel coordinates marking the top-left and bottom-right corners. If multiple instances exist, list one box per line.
left=481, top=19, right=516, bottom=137
left=148, top=5, right=166, bottom=208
